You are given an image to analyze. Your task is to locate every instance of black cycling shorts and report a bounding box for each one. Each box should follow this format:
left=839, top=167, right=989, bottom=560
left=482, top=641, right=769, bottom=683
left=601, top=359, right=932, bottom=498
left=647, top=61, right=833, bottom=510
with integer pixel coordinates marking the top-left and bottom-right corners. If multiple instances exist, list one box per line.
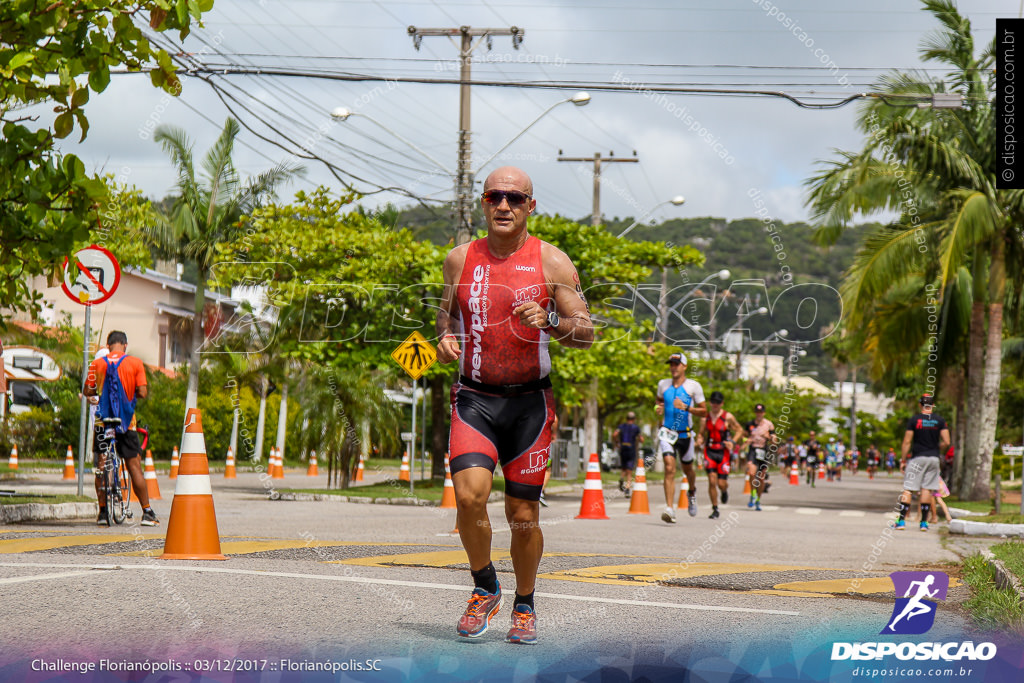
left=448, top=383, right=555, bottom=501
left=93, top=428, right=142, bottom=467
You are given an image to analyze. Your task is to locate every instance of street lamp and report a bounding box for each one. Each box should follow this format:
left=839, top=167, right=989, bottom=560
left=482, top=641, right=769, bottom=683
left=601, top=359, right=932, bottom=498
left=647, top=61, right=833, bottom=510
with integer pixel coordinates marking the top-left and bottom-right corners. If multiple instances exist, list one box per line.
left=473, top=92, right=591, bottom=174
left=330, top=107, right=453, bottom=175
left=617, top=195, right=686, bottom=239
left=665, top=268, right=730, bottom=330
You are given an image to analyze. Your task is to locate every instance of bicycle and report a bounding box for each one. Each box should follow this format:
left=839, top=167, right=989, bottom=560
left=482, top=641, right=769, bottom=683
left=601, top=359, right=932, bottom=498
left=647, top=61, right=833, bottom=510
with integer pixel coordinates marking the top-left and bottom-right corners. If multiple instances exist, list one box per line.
left=94, top=419, right=149, bottom=525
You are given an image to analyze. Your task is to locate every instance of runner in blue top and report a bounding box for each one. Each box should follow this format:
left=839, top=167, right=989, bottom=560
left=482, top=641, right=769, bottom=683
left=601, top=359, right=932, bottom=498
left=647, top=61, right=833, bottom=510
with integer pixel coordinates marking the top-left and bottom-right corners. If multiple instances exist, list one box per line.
left=655, top=351, right=706, bottom=523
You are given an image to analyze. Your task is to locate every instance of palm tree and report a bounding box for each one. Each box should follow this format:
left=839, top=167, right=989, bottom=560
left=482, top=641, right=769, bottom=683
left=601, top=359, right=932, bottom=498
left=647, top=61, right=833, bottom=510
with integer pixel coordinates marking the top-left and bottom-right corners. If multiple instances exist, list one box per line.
left=292, top=365, right=403, bottom=489
left=151, top=117, right=303, bottom=416
left=805, top=0, right=1023, bottom=500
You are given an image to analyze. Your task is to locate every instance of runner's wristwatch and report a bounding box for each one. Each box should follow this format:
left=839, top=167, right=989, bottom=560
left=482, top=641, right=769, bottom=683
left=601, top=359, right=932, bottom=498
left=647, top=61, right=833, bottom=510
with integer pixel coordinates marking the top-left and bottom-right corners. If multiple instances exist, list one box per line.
left=545, top=311, right=559, bottom=330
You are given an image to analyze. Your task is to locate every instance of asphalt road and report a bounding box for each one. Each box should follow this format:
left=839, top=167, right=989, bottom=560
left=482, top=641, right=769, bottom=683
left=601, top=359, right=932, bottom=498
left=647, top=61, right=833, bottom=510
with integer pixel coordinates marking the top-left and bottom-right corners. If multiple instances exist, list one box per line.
left=0, top=466, right=1001, bottom=682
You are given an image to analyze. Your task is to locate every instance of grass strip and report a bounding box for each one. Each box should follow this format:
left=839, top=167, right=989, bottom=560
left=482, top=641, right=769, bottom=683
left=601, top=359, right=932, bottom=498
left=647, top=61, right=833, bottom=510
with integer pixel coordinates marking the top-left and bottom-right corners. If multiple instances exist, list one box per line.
left=961, top=553, right=1024, bottom=634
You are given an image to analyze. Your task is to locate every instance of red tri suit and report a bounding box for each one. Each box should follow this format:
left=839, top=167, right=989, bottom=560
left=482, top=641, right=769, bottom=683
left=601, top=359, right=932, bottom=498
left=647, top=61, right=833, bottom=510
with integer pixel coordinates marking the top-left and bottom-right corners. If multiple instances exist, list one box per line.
left=448, top=235, right=557, bottom=501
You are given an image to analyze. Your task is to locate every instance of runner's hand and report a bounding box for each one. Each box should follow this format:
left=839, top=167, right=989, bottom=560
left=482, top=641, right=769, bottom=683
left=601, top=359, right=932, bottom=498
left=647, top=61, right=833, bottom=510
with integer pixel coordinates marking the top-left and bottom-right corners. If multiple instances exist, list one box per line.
left=513, top=301, right=549, bottom=329
left=437, top=333, right=461, bottom=364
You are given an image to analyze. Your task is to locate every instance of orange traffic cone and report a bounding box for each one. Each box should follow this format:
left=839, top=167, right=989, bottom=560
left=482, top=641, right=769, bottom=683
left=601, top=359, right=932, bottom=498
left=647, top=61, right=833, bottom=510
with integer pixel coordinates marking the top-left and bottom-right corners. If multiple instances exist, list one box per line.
left=355, top=453, right=365, bottom=482
left=576, top=453, right=609, bottom=520
left=440, top=453, right=457, bottom=509
left=160, top=408, right=226, bottom=560
left=789, top=462, right=799, bottom=485
left=62, top=445, right=76, bottom=480
left=272, top=447, right=285, bottom=480
left=169, top=446, right=179, bottom=479
left=628, top=462, right=650, bottom=514
left=398, top=452, right=411, bottom=482
left=143, top=449, right=162, bottom=500
left=8, top=444, right=18, bottom=470
left=818, top=462, right=826, bottom=479
left=677, top=476, right=690, bottom=508
left=742, top=474, right=752, bottom=496
left=306, top=450, right=318, bottom=476
left=224, top=447, right=236, bottom=479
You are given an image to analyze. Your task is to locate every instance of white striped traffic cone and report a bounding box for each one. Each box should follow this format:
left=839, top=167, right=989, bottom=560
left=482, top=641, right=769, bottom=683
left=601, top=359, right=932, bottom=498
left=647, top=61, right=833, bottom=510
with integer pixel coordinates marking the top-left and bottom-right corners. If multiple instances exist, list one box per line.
left=160, top=408, right=226, bottom=560
left=576, top=452, right=609, bottom=520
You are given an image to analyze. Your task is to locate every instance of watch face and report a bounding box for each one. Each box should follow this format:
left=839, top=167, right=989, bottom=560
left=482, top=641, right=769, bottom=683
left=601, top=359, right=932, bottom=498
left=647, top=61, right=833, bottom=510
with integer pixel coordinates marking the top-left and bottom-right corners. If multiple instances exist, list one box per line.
left=548, top=311, right=559, bottom=328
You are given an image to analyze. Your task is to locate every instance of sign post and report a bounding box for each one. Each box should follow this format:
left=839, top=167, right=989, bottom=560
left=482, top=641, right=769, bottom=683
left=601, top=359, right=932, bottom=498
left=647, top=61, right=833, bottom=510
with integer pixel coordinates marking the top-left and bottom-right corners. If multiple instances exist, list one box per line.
left=62, top=246, right=120, bottom=496
left=391, top=331, right=437, bottom=494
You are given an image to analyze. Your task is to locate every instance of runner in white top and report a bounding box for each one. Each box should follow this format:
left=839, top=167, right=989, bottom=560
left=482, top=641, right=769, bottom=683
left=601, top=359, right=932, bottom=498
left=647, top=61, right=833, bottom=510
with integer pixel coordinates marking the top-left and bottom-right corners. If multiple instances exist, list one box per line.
left=655, top=351, right=707, bottom=522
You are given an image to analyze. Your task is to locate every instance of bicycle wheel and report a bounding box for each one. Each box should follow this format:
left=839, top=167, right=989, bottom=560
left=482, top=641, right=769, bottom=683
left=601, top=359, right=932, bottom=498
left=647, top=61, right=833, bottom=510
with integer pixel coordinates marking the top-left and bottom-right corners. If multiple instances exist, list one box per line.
left=104, top=466, right=116, bottom=527
left=111, top=457, right=127, bottom=524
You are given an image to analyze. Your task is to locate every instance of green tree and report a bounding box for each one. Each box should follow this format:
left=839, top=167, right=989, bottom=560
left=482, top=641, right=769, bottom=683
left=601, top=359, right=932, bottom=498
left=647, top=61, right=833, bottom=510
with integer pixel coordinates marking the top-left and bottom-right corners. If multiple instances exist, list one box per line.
left=0, top=0, right=209, bottom=320
left=804, top=0, right=1022, bottom=500
left=151, top=117, right=304, bottom=416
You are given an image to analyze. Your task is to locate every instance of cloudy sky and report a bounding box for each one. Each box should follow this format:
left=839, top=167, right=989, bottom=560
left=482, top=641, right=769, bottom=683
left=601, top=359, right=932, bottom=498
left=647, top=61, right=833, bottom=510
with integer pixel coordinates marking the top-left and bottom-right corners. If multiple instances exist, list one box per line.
left=43, top=0, right=1004, bottom=226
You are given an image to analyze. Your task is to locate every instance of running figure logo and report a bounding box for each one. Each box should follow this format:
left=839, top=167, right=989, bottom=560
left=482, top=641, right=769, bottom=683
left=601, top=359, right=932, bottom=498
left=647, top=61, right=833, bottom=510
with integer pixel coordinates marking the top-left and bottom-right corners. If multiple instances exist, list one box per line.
left=882, top=571, right=949, bottom=635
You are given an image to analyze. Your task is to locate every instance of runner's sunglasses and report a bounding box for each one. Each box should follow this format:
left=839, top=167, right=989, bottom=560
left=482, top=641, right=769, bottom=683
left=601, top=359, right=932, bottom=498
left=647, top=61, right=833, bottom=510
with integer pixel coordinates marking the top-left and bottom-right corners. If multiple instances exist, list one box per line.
left=481, top=190, right=532, bottom=206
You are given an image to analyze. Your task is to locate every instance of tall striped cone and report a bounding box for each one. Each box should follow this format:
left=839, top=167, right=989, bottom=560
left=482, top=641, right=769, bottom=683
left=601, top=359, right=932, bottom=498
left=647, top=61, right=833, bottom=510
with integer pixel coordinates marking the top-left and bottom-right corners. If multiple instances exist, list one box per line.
left=160, top=408, right=226, bottom=560
left=398, top=452, right=411, bottom=482
left=355, top=453, right=365, bottom=482
left=628, top=462, right=650, bottom=514
left=169, top=446, right=179, bottom=479
left=306, top=450, right=318, bottom=476
left=272, top=447, right=285, bottom=480
left=266, top=447, right=275, bottom=478
left=224, top=447, right=236, bottom=479
left=440, top=453, right=457, bottom=509
left=742, top=474, right=752, bottom=496
left=143, top=449, right=162, bottom=500
left=62, top=445, right=77, bottom=480
left=818, top=462, right=826, bottom=479
left=8, top=444, right=18, bottom=470
left=576, top=452, right=609, bottom=520
left=789, top=462, right=800, bottom=485
left=677, top=477, right=690, bottom=509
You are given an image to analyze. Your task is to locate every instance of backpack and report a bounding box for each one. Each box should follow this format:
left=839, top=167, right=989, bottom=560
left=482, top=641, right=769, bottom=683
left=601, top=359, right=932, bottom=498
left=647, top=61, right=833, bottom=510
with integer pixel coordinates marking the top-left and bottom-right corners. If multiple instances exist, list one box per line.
left=98, top=356, right=136, bottom=434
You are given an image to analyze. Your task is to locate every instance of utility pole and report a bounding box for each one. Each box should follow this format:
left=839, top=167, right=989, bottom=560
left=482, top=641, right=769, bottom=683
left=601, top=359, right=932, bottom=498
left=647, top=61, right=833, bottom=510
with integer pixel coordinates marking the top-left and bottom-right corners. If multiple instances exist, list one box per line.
left=409, top=25, right=525, bottom=245
left=556, top=151, right=638, bottom=227
left=557, top=151, right=639, bottom=459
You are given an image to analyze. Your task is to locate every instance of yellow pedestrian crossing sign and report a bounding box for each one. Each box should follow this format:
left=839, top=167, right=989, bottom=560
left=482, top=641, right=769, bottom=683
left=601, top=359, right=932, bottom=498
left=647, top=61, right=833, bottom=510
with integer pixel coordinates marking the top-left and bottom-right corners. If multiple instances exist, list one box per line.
left=391, top=331, right=437, bottom=380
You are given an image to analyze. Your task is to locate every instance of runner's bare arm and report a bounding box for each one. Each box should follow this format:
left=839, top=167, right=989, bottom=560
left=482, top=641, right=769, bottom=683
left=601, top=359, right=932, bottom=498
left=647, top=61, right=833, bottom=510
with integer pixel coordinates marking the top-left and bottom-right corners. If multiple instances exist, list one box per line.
left=689, top=400, right=707, bottom=419
left=514, top=243, right=593, bottom=348
left=939, top=428, right=951, bottom=455
left=900, top=429, right=913, bottom=460
left=436, top=246, right=468, bottom=364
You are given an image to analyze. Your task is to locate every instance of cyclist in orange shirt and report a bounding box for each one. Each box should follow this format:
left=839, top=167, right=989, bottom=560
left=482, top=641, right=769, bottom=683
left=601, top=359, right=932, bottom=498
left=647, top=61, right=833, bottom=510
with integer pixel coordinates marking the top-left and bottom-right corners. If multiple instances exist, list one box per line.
left=83, top=331, right=159, bottom=526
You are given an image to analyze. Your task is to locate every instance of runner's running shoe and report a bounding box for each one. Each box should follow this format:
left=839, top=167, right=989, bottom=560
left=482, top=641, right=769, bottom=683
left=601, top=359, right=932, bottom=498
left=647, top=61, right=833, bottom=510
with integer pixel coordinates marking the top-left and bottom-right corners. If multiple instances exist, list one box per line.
left=893, top=519, right=906, bottom=530
left=709, top=508, right=720, bottom=520
left=661, top=507, right=676, bottom=524
left=506, top=604, right=538, bottom=644
left=457, top=586, right=502, bottom=638
left=755, top=501, right=762, bottom=511
left=748, top=496, right=756, bottom=508
left=97, top=509, right=109, bottom=526
left=721, top=489, right=729, bottom=505
left=687, top=492, right=697, bottom=517
left=141, top=509, right=160, bottom=526
left=919, top=521, right=929, bottom=532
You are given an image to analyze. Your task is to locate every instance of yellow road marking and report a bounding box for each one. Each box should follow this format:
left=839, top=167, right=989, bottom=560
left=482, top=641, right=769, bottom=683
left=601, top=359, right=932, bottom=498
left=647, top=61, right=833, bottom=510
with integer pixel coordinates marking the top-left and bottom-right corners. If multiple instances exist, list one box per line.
left=113, top=540, right=460, bottom=558
left=538, top=562, right=820, bottom=585
left=333, top=550, right=646, bottom=568
left=747, top=589, right=834, bottom=598
left=0, top=535, right=161, bottom=554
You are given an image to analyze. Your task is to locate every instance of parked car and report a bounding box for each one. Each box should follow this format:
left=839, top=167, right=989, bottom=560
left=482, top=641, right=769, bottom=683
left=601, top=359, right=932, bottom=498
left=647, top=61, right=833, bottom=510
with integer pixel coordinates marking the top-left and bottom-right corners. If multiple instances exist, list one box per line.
left=7, top=380, right=54, bottom=414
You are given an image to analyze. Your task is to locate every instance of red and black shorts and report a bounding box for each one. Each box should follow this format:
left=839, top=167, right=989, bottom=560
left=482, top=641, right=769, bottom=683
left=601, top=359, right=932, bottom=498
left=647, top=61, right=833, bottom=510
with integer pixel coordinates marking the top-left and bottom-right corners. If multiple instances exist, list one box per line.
left=704, top=446, right=731, bottom=477
left=449, top=379, right=555, bottom=502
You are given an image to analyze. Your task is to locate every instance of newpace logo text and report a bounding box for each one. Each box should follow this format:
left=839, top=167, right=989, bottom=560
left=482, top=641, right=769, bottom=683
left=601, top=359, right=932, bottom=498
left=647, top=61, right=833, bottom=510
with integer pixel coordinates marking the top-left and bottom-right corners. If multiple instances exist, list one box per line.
left=831, top=642, right=997, bottom=662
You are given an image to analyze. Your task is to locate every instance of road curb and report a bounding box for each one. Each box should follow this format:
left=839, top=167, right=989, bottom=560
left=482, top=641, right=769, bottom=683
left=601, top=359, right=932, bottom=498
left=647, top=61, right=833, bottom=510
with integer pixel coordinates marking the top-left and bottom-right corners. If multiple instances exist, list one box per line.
left=947, top=506, right=988, bottom=519
left=268, top=491, right=505, bottom=504
left=949, top=519, right=1024, bottom=537
left=0, top=502, right=95, bottom=524
left=981, top=549, right=1024, bottom=603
